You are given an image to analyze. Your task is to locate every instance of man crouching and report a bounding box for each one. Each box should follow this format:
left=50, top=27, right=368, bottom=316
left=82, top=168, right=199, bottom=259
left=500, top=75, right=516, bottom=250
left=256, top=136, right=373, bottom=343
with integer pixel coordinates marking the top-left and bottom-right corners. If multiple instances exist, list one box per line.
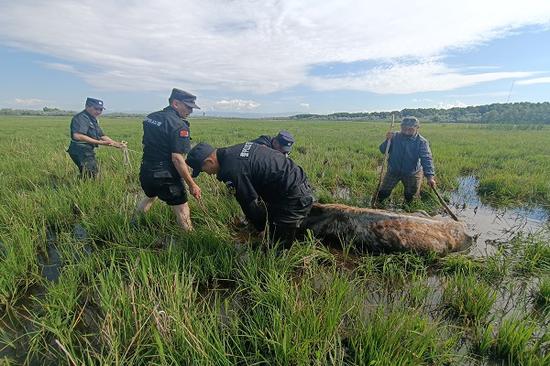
left=186, top=142, right=314, bottom=248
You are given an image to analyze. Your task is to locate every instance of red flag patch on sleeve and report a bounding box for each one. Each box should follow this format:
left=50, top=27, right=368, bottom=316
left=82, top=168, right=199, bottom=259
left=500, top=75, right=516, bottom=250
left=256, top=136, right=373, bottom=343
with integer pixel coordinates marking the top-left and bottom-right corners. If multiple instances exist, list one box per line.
left=179, top=130, right=189, bottom=137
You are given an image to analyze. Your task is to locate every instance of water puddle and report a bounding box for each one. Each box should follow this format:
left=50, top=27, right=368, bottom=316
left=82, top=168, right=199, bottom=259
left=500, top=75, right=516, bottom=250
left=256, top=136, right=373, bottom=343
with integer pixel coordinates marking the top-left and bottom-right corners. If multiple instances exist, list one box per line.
left=38, top=230, right=63, bottom=282
left=449, top=176, right=549, bottom=256
left=37, top=224, right=92, bottom=282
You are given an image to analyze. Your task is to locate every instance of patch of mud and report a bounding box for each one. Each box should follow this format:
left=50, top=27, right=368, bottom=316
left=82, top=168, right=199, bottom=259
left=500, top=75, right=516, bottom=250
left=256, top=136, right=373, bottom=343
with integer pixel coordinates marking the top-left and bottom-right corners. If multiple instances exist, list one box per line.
left=0, top=284, right=46, bottom=364
left=450, top=176, right=549, bottom=256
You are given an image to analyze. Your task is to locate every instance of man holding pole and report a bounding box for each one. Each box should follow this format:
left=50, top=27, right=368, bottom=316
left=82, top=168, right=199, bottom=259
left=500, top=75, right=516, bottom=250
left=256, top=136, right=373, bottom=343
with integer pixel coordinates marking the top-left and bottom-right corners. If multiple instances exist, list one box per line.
left=374, top=116, right=436, bottom=205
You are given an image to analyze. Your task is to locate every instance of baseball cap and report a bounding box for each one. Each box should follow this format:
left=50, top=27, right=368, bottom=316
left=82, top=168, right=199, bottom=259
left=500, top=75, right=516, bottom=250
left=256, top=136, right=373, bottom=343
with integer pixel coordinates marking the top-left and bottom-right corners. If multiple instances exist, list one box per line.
left=275, top=130, right=294, bottom=153
left=85, top=97, right=105, bottom=110
left=401, top=116, right=419, bottom=127
left=170, top=88, right=200, bottom=109
left=186, top=142, right=215, bottom=177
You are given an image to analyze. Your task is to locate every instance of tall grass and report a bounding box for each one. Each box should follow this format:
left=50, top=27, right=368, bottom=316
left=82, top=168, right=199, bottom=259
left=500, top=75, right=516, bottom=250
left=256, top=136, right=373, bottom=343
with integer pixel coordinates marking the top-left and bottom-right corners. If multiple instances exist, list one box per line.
left=1, top=116, right=549, bottom=364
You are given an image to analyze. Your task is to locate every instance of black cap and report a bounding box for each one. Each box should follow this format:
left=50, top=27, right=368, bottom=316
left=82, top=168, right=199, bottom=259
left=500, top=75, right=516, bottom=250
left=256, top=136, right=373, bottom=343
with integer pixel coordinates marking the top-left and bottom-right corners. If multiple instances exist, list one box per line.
left=186, top=142, right=215, bottom=177
left=85, top=97, right=105, bottom=110
left=170, top=88, right=200, bottom=109
left=275, top=130, right=294, bottom=153
left=401, top=116, right=419, bottom=127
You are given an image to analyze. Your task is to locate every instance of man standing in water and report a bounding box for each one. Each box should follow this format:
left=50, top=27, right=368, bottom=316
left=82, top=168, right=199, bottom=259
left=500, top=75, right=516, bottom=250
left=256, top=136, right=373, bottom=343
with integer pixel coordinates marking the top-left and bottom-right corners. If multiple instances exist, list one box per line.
left=135, top=89, right=202, bottom=231
left=67, top=97, right=124, bottom=178
left=375, top=116, right=436, bottom=205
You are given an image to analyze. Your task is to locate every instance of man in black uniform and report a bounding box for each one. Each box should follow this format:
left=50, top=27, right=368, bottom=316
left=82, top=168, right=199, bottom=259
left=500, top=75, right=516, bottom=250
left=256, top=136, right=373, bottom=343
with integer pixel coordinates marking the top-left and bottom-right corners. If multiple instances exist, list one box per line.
left=252, top=130, right=295, bottom=156
left=186, top=141, right=314, bottom=247
left=67, top=97, right=124, bottom=178
left=135, top=88, right=202, bottom=231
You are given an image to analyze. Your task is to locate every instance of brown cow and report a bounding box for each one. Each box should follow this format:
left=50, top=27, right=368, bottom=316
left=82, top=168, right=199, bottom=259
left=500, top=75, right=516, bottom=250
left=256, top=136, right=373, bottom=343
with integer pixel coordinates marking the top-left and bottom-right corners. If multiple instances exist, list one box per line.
left=300, top=203, right=474, bottom=255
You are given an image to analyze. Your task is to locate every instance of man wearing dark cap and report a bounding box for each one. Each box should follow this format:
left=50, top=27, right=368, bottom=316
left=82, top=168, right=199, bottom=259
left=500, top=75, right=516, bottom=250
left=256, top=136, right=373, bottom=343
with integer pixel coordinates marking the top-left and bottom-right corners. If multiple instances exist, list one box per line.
left=135, top=88, right=202, bottom=231
left=67, top=97, right=125, bottom=178
left=252, top=130, right=295, bottom=156
left=375, top=116, right=436, bottom=205
left=186, top=141, right=314, bottom=248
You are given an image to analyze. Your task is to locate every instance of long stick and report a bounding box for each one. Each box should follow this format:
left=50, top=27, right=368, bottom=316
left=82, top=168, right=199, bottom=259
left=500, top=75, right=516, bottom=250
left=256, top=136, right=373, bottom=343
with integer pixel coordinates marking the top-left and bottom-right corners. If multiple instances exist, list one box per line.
left=431, top=186, right=459, bottom=221
left=371, top=115, right=395, bottom=207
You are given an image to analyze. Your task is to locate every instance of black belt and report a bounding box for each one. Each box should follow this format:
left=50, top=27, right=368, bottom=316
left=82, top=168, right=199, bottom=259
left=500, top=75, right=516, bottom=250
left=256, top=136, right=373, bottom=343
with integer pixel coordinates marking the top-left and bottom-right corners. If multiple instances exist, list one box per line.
left=142, top=160, right=172, bottom=166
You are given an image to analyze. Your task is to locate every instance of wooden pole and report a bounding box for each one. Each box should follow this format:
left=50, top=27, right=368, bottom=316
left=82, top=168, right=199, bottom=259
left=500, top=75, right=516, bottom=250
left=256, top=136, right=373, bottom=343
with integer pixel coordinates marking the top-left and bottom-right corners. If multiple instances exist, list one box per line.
left=371, top=115, right=395, bottom=207
left=431, top=186, right=460, bottom=222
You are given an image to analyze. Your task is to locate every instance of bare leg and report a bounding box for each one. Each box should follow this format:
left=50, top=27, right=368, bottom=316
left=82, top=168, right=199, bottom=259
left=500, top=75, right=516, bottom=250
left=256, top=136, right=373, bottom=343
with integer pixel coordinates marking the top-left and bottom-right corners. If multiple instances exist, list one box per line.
left=136, top=196, right=157, bottom=213
left=171, top=202, right=193, bottom=231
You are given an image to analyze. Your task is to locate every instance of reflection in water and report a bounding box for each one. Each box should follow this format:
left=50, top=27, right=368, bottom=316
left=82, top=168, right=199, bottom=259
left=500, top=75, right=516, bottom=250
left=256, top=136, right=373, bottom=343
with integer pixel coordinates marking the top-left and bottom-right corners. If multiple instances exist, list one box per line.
left=449, top=176, right=548, bottom=256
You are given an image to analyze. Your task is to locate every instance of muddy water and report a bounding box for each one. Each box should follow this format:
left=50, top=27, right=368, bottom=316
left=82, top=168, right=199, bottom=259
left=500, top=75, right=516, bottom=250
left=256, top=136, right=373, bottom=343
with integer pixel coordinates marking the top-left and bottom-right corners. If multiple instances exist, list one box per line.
left=449, top=176, right=549, bottom=256
left=37, top=224, right=91, bottom=282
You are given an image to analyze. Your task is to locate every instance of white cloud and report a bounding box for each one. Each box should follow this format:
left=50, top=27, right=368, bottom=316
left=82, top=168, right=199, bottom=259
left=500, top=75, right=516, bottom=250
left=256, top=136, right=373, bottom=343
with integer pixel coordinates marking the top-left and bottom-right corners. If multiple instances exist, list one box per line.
left=516, top=76, right=550, bottom=85
left=437, top=101, right=468, bottom=109
left=308, top=61, right=533, bottom=94
left=214, top=99, right=260, bottom=110
left=0, top=0, right=549, bottom=94
left=40, top=62, right=80, bottom=74
left=299, top=103, right=310, bottom=108
left=14, top=98, right=46, bottom=107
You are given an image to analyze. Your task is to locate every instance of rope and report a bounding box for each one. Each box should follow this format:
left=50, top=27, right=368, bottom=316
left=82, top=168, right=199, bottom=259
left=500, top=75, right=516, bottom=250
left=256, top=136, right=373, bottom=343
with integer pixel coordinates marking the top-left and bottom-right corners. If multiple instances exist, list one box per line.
left=119, top=140, right=131, bottom=167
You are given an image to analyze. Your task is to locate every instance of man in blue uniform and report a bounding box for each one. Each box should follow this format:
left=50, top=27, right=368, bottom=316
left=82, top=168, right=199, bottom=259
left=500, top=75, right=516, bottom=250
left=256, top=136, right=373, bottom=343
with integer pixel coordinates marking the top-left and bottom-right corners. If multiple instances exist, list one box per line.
left=135, top=88, right=202, bottom=231
left=67, top=97, right=124, bottom=178
left=252, top=130, right=295, bottom=156
left=186, top=141, right=314, bottom=248
left=376, top=116, right=436, bottom=204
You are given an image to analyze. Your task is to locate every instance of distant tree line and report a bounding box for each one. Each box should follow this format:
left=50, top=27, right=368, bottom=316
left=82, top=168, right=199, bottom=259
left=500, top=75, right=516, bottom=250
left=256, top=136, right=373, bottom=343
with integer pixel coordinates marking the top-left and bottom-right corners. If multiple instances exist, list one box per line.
left=0, top=107, right=75, bottom=116
left=291, top=102, right=550, bottom=124
left=2, top=101, right=550, bottom=123
left=0, top=107, right=144, bottom=118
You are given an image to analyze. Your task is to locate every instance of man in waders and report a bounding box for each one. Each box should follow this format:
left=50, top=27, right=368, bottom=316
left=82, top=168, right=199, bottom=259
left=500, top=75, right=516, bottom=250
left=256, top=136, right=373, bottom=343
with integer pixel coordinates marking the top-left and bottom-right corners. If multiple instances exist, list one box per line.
left=376, top=116, right=436, bottom=204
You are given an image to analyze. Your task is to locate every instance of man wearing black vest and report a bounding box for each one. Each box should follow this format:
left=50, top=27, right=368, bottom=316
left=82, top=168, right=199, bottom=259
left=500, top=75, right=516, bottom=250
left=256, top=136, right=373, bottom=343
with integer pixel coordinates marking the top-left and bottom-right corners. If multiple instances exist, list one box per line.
left=186, top=142, right=314, bottom=248
left=135, top=88, right=202, bottom=231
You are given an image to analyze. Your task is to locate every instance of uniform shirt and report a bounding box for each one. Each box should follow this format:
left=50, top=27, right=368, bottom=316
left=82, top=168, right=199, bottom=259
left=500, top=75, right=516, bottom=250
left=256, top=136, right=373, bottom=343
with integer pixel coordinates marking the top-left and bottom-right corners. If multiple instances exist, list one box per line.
left=69, top=110, right=104, bottom=147
left=216, top=142, right=309, bottom=228
left=379, top=132, right=435, bottom=177
left=251, top=135, right=274, bottom=149
left=142, top=106, right=191, bottom=162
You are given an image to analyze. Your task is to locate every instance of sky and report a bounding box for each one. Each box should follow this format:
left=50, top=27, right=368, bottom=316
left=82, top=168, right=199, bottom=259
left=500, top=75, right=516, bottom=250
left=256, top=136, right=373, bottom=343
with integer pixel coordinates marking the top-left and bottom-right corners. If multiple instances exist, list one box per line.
left=1, top=0, right=550, bottom=116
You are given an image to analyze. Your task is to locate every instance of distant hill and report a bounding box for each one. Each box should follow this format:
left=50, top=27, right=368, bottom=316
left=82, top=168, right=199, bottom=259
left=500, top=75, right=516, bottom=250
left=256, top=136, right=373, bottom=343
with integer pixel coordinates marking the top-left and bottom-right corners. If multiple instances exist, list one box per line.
left=290, top=102, right=550, bottom=124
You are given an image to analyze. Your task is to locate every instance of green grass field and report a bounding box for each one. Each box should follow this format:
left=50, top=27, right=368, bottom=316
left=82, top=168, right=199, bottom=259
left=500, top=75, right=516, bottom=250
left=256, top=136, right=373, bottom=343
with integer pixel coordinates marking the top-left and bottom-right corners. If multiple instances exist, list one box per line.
left=0, top=116, right=549, bottom=365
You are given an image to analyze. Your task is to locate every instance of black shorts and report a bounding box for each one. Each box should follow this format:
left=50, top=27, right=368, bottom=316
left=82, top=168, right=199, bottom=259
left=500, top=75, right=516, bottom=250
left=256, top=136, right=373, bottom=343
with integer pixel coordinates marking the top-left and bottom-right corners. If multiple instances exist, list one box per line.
left=139, top=162, right=187, bottom=206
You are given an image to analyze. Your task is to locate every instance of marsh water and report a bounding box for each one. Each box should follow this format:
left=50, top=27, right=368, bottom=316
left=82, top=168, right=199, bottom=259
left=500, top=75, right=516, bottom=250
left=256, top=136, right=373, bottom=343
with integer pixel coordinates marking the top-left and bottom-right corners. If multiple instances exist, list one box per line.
left=448, top=176, right=549, bottom=256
